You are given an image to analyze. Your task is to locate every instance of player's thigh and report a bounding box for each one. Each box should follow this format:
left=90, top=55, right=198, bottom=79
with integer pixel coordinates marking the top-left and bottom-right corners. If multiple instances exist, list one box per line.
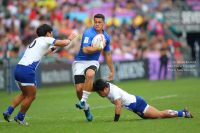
left=85, top=65, right=97, bottom=78
left=21, top=86, right=37, bottom=98
left=74, top=75, right=85, bottom=85
left=17, top=82, right=27, bottom=95
left=143, top=106, right=162, bottom=119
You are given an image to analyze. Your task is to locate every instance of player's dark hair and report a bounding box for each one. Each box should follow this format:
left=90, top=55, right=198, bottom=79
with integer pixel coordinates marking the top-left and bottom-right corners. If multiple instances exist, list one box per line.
left=36, top=24, right=53, bottom=37
left=93, top=79, right=108, bottom=91
left=94, top=14, right=105, bottom=21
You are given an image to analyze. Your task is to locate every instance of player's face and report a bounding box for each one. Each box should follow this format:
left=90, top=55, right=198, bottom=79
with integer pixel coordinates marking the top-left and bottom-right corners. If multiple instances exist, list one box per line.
left=97, top=88, right=108, bottom=98
left=94, top=18, right=105, bottom=31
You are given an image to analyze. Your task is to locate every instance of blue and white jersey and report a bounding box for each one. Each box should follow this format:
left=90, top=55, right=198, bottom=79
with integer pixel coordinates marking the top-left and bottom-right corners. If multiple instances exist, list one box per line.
left=106, top=83, right=136, bottom=108
left=18, top=37, right=56, bottom=70
left=76, top=26, right=110, bottom=61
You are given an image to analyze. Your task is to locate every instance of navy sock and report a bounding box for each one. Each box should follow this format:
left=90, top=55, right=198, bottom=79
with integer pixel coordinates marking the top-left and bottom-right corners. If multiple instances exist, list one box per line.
left=7, top=106, right=14, bottom=115
left=17, top=112, right=26, bottom=121
left=178, top=110, right=183, bottom=117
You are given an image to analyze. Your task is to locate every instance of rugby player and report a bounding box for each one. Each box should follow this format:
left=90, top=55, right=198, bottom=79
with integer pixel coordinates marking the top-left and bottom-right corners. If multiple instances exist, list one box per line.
left=73, top=14, right=114, bottom=121
left=3, top=24, right=76, bottom=125
left=93, top=79, right=194, bottom=122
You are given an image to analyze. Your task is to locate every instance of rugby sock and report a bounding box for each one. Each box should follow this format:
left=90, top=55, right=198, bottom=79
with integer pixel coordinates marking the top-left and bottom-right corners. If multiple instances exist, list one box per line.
left=84, top=103, right=89, bottom=111
left=167, top=110, right=184, bottom=117
left=7, top=106, right=14, bottom=114
left=166, top=110, right=178, bottom=116
left=17, top=112, right=26, bottom=121
left=178, top=110, right=183, bottom=117
left=182, top=112, right=186, bottom=117
left=81, top=91, right=90, bottom=102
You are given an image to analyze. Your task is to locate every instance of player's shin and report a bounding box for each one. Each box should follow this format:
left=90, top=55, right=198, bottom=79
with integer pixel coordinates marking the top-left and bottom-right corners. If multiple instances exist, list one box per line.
left=166, top=110, right=185, bottom=117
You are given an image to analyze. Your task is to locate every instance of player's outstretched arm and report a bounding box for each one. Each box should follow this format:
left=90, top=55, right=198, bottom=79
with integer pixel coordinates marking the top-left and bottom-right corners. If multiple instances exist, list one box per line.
left=113, top=99, right=122, bottom=122
left=55, top=33, right=76, bottom=47
left=104, top=51, right=114, bottom=81
left=82, top=46, right=102, bottom=54
left=44, top=46, right=58, bottom=56
left=45, top=33, right=76, bottom=56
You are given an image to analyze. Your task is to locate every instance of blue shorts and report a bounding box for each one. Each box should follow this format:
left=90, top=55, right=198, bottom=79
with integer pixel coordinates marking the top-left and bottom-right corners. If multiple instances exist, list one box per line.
left=126, top=96, right=149, bottom=116
left=14, top=64, right=36, bottom=86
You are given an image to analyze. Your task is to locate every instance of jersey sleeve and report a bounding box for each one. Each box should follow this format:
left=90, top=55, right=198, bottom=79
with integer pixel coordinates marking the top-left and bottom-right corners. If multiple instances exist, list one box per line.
left=45, top=37, right=57, bottom=45
left=104, top=36, right=110, bottom=51
left=82, top=32, right=92, bottom=47
left=112, top=90, right=121, bottom=101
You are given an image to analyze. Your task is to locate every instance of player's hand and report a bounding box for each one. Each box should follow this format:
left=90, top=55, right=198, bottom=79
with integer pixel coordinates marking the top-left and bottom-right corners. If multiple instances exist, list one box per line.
left=103, top=38, right=106, bottom=48
left=98, top=47, right=103, bottom=51
left=54, top=46, right=58, bottom=49
left=99, top=43, right=105, bottom=50
left=107, top=71, right=114, bottom=81
left=68, top=33, right=76, bottom=41
left=102, top=43, right=106, bottom=49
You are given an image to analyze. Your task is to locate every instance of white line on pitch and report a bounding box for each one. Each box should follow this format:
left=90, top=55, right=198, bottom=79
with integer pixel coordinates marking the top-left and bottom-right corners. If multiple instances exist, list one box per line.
left=0, top=117, right=31, bottom=123
left=91, top=105, right=114, bottom=109
left=149, top=94, right=178, bottom=100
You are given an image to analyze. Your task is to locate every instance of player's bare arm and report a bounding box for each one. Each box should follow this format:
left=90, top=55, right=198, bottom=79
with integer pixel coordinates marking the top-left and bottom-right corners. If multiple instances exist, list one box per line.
left=104, top=51, right=114, bottom=81
left=44, top=46, right=58, bottom=56
left=54, top=33, right=76, bottom=47
left=44, top=33, right=76, bottom=56
left=114, top=99, right=122, bottom=122
left=82, top=46, right=102, bottom=54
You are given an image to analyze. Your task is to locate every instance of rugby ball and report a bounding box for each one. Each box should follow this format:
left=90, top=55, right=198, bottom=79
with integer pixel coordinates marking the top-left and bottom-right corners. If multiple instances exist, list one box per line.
left=92, top=34, right=106, bottom=49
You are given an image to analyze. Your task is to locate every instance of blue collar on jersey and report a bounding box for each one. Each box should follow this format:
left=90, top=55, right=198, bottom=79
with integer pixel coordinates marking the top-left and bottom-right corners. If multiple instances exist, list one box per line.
left=92, top=26, right=104, bottom=34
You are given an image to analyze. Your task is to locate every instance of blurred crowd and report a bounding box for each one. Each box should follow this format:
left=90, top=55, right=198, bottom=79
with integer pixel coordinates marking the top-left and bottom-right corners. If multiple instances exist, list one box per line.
left=0, top=0, right=193, bottom=64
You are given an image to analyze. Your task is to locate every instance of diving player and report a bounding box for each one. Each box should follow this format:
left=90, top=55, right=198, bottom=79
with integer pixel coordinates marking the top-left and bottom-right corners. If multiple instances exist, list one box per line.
left=93, top=79, right=194, bottom=122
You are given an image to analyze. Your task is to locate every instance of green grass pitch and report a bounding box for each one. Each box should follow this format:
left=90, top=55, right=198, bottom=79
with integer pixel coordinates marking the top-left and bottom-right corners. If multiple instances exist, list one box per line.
left=0, top=78, right=200, bottom=133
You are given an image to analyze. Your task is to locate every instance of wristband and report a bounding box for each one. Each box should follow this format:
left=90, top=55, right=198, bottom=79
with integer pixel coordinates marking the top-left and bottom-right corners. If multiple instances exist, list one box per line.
left=114, top=114, right=120, bottom=122
left=51, top=47, right=55, bottom=52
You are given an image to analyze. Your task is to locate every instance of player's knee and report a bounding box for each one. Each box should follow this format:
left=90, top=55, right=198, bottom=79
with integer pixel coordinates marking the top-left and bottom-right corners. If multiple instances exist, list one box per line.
left=85, top=70, right=95, bottom=79
left=76, top=87, right=83, bottom=93
left=29, top=94, right=36, bottom=101
left=156, top=116, right=162, bottom=119
left=31, top=95, right=36, bottom=101
left=156, top=113, right=164, bottom=119
left=33, top=95, right=36, bottom=100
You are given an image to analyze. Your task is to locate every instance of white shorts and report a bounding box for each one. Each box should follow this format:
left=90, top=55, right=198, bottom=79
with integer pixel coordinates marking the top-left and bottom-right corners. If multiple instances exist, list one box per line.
left=72, top=61, right=100, bottom=76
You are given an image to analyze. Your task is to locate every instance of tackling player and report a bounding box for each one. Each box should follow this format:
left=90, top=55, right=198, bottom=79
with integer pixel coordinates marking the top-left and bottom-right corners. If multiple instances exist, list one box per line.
left=93, top=79, right=194, bottom=122
left=3, top=24, right=76, bottom=125
left=73, top=14, right=114, bottom=121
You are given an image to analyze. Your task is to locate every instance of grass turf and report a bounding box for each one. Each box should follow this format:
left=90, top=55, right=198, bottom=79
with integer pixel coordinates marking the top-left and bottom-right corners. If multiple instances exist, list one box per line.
left=0, top=78, right=200, bottom=133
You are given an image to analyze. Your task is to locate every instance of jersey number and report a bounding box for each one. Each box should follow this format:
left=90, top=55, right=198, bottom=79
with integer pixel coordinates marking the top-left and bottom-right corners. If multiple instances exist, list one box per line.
left=29, top=40, right=36, bottom=48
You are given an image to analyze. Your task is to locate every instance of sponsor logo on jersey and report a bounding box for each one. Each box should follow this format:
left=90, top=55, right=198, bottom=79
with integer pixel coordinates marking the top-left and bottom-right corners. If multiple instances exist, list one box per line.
left=84, top=37, right=89, bottom=43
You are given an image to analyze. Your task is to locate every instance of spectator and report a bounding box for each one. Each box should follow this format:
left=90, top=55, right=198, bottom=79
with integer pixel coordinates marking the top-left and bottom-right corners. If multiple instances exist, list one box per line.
left=159, top=41, right=169, bottom=79
left=0, top=0, right=192, bottom=66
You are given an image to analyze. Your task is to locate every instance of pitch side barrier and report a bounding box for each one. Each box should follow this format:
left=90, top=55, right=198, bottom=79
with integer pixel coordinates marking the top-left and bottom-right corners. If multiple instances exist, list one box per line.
left=96, top=59, right=149, bottom=82
left=7, top=59, right=149, bottom=91
left=40, top=60, right=149, bottom=87
left=0, top=66, right=6, bottom=91
left=7, top=58, right=175, bottom=91
left=40, top=63, right=72, bottom=88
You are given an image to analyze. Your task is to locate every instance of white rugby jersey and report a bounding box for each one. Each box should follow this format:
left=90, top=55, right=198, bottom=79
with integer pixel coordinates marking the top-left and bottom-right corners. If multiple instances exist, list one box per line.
left=18, top=37, right=56, bottom=70
left=106, top=83, right=136, bottom=108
